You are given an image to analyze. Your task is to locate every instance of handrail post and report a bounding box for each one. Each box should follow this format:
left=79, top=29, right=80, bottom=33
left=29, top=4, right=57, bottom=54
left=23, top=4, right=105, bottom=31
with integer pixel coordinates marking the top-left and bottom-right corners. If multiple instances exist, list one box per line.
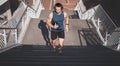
left=74, top=0, right=83, bottom=19
left=15, top=29, right=18, bottom=43
left=103, top=32, right=108, bottom=46
left=117, top=37, right=120, bottom=50
left=3, top=29, right=7, bottom=47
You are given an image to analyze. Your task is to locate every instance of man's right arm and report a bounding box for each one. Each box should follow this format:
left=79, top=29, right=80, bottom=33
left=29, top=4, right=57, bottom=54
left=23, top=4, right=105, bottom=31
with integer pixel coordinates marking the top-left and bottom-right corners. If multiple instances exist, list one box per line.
left=46, top=13, right=54, bottom=28
left=46, top=13, right=58, bottom=29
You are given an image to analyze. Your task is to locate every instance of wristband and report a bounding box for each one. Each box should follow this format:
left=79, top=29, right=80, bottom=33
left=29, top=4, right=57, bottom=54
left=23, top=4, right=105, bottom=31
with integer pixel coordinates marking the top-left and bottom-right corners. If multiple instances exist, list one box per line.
left=66, top=24, right=69, bottom=25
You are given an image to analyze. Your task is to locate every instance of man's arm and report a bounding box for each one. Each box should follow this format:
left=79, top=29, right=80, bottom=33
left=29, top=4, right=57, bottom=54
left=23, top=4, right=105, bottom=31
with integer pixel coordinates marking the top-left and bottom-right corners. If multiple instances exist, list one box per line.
left=46, top=13, right=58, bottom=29
left=64, top=12, right=69, bottom=32
left=46, top=13, right=53, bottom=28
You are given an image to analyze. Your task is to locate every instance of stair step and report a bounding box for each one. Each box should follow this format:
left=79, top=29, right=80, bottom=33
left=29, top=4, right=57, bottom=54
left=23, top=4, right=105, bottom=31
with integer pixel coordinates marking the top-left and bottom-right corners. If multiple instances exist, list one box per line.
left=0, top=45, right=120, bottom=66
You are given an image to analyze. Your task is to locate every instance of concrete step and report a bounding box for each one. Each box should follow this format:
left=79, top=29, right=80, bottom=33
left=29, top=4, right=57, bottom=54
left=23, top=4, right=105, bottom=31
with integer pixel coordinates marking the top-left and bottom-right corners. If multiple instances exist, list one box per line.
left=0, top=45, right=120, bottom=66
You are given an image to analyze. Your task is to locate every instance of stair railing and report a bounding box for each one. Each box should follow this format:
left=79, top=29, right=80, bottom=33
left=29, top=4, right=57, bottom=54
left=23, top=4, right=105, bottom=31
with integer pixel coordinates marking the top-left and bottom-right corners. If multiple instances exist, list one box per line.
left=0, top=28, right=18, bottom=48
left=0, top=29, right=7, bottom=47
left=0, top=2, right=27, bottom=49
left=0, top=0, right=44, bottom=50
left=26, top=0, right=44, bottom=18
left=117, top=37, right=120, bottom=50
left=90, top=5, right=120, bottom=51
left=74, top=0, right=84, bottom=19
left=75, top=1, right=120, bottom=51
left=106, top=28, right=120, bottom=51
left=18, top=0, right=44, bottom=43
left=91, top=17, right=104, bottom=43
left=74, top=0, right=95, bottom=20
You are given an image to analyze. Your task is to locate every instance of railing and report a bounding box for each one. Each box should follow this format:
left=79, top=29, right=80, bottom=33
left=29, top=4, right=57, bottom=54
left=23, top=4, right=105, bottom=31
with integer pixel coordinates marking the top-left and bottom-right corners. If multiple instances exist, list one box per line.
left=26, top=0, right=44, bottom=18
left=0, top=0, right=44, bottom=50
left=74, top=0, right=86, bottom=19
left=18, top=0, right=44, bottom=43
left=75, top=0, right=120, bottom=51
left=0, top=2, right=28, bottom=49
left=0, top=29, right=17, bottom=46
left=90, top=5, right=118, bottom=50
left=17, top=2, right=31, bottom=43
left=105, top=28, right=120, bottom=51
left=0, top=29, right=7, bottom=48
left=75, top=0, right=96, bottom=20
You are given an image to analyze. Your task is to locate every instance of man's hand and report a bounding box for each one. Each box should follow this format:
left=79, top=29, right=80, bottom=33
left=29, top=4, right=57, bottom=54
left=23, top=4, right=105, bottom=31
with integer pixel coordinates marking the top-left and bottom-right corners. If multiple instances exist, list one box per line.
left=53, top=23, right=58, bottom=29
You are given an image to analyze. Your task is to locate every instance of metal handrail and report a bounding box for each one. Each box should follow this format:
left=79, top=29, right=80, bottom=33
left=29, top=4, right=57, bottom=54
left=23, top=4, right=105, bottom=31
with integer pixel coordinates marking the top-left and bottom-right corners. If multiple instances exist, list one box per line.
left=99, top=5, right=117, bottom=28
left=0, top=1, right=27, bottom=48
left=0, top=0, right=43, bottom=49
left=75, top=1, right=119, bottom=51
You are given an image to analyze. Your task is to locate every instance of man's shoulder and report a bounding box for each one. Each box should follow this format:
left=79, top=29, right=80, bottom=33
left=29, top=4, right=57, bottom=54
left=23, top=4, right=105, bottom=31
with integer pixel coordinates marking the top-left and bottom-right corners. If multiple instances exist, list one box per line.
left=63, top=11, right=68, bottom=17
left=48, top=12, right=53, bottom=18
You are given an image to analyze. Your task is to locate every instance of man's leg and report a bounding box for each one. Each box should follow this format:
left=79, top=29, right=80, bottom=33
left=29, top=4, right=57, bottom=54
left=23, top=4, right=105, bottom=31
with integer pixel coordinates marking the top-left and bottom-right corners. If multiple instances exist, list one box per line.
left=51, top=31, right=57, bottom=48
left=51, top=39, right=56, bottom=48
left=58, top=31, right=65, bottom=53
left=58, top=38, right=64, bottom=53
left=58, top=31, right=65, bottom=48
left=58, top=38, right=64, bottom=48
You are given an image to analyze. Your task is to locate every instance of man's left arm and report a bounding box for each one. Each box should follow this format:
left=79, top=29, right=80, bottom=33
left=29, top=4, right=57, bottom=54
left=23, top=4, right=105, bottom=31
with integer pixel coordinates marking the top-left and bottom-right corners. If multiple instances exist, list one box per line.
left=64, top=12, right=69, bottom=32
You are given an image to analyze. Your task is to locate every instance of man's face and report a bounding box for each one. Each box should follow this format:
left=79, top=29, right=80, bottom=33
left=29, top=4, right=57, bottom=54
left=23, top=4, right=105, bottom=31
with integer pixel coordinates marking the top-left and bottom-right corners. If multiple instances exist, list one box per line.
left=55, top=7, right=62, bottom=14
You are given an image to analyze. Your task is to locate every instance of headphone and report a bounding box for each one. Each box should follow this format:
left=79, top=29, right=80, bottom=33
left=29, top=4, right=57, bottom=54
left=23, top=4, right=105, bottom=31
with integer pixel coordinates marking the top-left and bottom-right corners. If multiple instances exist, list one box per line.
left=54, top=3, right=63, bottom=10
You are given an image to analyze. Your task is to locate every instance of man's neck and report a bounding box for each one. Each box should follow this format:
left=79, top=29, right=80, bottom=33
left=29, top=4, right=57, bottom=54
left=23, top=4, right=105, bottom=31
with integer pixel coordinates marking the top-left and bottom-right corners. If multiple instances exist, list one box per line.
left=55, top=11, right=62, bottom=15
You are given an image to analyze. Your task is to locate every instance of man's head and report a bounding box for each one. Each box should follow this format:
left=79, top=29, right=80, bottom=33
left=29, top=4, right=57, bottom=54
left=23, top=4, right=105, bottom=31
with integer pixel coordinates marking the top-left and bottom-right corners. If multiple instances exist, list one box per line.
left=54, top=3, right=63, bottom=14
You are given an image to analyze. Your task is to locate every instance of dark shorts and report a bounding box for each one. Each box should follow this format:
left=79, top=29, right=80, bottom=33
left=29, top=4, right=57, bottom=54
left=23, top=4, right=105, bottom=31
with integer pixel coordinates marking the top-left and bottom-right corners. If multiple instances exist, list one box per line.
left=51, top=30, right=65, bottom=40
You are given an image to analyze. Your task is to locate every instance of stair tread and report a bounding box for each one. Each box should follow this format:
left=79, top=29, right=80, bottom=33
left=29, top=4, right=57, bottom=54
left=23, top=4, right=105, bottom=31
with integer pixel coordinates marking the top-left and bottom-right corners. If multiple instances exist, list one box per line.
left=0, top=45, right=120, bottom=66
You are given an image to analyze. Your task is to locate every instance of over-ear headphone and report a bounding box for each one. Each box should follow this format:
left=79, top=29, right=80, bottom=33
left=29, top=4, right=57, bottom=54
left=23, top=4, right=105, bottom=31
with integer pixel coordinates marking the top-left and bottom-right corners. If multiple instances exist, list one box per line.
left=54, top=3, right=63, bottom=10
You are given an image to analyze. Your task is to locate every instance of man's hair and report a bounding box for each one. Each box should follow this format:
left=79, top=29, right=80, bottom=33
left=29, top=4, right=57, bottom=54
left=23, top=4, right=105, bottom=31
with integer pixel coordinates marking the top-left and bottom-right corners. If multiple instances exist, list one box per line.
left=54, top=3, right=63, bottom=10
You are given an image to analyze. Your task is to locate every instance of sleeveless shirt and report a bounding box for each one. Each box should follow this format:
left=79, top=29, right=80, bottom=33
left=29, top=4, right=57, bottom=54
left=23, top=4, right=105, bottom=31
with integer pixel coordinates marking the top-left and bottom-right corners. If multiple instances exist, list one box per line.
left=51, top=11, right=64, bottom=32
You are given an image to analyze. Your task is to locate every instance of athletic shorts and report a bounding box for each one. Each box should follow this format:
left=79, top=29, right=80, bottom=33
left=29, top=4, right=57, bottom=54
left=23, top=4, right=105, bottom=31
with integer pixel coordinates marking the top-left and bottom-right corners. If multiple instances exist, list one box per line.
left=51, top=30, right=65, bottom=40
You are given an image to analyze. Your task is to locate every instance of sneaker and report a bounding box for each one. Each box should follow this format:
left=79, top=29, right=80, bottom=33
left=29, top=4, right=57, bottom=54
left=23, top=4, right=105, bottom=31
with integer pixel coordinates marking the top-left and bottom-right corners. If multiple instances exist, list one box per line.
left=58, top=48, right=62, bottom=54
left=53, top=47, right=56, bottom=52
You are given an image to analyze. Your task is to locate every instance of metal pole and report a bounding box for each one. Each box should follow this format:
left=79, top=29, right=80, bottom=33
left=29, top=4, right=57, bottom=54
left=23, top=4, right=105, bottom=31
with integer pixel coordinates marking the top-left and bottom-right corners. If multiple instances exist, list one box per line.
left=3, top=29, right=7, bottom=47
left=15, top=29, right=18, bottom=44
left=117, top=36, right=120, bottom=50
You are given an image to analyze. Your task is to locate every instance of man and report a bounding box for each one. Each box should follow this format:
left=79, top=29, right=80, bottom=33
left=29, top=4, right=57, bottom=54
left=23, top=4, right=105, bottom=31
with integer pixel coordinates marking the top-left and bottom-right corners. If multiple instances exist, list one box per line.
left=46, top=3, right=69, bottom=53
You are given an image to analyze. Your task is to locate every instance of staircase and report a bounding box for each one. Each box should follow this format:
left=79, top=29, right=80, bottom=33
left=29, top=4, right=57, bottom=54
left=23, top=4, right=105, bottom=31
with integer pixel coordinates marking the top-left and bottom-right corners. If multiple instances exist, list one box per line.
left=21, top=10, right=101, bottom=46
left=0, top=45, right=120, bottom=66
left=1, top=9, right=120, bottom=66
